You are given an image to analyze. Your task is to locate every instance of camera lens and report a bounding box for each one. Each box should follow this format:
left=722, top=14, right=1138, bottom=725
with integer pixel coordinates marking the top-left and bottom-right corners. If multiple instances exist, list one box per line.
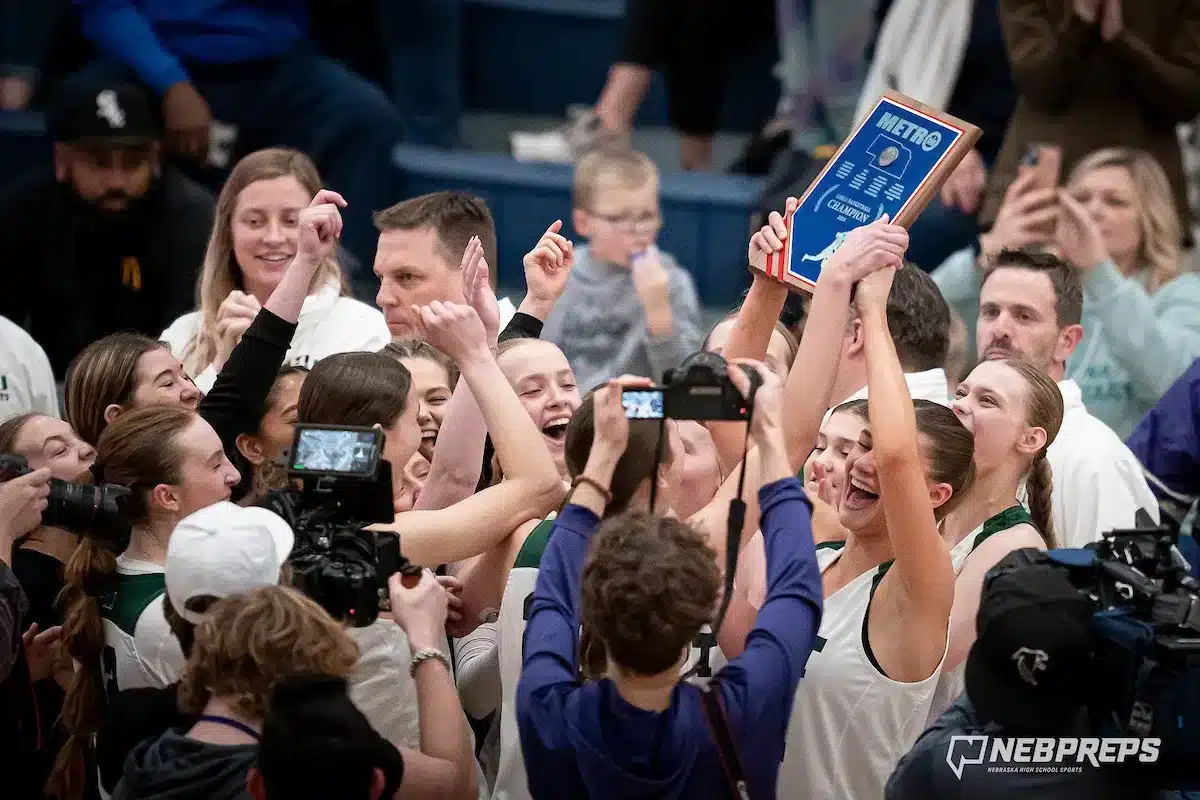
left=43, top=479, right=132, bottom=546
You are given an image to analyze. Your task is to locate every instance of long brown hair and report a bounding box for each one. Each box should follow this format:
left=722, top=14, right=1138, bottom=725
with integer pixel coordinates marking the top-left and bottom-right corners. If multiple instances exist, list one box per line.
left=911, top=400, right=976, bottom=521
left=63, top=332, right=165, bottom=446
left=564, top=388, right=668, bottom=515
left=49, top=406, right=195, bottom=799
left=1001, top=359, right=1064, bottom=547
left=183, top=148, right=348, bottom=375
left=382, top=338, right=460, bottom=388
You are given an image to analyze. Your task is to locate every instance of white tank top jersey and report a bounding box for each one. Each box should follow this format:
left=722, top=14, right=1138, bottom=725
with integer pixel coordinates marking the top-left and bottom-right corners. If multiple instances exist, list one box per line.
left=780, top=543, right=947, bottom=799
left=928, top=505, right=1035, bottom=722
left=491, top=514, right=730, bottom=800
left=99, top=557, right=185, bottom=697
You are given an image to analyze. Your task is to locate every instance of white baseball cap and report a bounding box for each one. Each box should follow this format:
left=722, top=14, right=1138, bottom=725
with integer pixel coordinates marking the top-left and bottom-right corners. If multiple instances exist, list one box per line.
left=166, top=501, right=295, bottom=624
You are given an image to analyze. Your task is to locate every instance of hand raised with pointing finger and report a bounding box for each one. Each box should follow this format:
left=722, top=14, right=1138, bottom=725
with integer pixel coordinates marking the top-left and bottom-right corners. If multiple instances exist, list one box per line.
left=524, top=220, right=575, bottom=314
left=411, top=301, right=490, bottom=364
left=749, top=196, right=799, bottom=272
left=296, top=189, right=347, bottom=267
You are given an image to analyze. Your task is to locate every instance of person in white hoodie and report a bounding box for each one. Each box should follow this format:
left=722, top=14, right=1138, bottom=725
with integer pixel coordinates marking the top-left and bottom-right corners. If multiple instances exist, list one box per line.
left=161, top=148, right=389, bottom=393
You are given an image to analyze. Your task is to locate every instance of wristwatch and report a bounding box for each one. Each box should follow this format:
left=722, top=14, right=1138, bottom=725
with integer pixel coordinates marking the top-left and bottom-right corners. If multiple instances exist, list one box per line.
left=409, top=647, right=451, bottom=677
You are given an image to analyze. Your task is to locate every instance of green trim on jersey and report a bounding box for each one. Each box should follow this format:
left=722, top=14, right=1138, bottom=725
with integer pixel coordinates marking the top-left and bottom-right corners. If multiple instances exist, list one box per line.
left=971, top=504, right=1034, bottom=551
left=816, top=540, right=847, bottom=551
left=514, top=518, right=556, bottom=570
left=100, top=573, right=166, bottom=638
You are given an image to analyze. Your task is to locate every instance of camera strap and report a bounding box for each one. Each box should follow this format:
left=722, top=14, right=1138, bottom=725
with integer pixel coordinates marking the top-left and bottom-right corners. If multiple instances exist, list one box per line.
left=699, top=684, right=752, bottom=800
left=679, top=402, right=755, bottom=682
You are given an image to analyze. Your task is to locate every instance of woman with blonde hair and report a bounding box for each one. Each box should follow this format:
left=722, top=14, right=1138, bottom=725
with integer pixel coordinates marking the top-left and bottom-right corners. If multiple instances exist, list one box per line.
left=934, top=146, right=1200, bottom=437
left=162, top=148, right=389, bottom=393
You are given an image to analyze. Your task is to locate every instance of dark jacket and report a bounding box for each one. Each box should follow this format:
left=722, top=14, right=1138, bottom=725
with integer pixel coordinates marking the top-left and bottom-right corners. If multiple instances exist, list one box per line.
left=0, top=561, right=42, bottom=798
left=113, top=729, right=256, bottom=800
left=0, top=165, right=214, bottom=376
left=97, top=684, right=196, bottom=795
left=982, top=0, right=1200, bottom=229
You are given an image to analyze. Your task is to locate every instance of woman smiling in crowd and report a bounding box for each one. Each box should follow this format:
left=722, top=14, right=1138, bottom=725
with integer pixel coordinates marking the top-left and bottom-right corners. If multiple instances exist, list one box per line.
left=162, top=148, right=389, bottom=393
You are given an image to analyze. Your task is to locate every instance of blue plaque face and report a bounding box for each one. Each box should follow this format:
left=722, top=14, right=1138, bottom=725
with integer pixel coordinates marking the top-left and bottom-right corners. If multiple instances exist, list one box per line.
left=765, top=95, right=968, bottom=289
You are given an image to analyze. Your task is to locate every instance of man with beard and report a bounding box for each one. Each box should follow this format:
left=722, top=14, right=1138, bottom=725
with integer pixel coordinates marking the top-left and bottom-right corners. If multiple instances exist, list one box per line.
left=976, top=248, right=1156, bottom=547
left=0, top=71, right=214, bottom=376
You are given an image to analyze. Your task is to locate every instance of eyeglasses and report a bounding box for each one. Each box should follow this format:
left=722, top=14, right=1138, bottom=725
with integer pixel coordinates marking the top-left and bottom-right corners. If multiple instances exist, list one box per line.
left=585, top=210, right=663, bottom=233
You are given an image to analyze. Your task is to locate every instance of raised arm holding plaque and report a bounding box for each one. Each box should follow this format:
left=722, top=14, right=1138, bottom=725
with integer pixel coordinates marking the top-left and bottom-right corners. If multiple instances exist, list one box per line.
left=759, top=90, right=981, bottom=291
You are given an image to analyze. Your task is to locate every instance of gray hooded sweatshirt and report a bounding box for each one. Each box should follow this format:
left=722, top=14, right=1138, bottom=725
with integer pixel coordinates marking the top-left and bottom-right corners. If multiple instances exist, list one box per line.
left=113, top=729, right=257, bottom=800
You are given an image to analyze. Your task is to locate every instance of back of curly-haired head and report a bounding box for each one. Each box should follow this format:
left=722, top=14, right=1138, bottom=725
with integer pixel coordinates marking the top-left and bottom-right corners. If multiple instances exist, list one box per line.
left=580, top=511, right=720, bottom=677
left=179, top=586, right=359, bottom=722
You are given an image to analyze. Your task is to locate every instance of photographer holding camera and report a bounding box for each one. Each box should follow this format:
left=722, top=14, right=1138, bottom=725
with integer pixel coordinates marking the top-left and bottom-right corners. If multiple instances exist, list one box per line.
left=515, top=363, right=823, bottom=799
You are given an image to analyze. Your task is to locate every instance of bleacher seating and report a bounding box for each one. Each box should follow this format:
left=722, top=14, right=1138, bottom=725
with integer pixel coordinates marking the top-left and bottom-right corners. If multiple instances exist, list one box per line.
left=0, top=111, right=49, bottom=186
left=462, top=0, right=778, bottom=133
left=392, top=143, right=764, bottom=308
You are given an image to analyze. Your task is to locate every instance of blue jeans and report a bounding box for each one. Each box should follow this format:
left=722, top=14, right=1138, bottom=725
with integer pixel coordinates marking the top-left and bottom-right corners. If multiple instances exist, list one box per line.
left=70, top=48, right=401, bottom=300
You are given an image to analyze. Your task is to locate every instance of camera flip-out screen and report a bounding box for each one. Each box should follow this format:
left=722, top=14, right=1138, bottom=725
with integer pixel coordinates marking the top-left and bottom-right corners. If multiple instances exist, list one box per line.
left=289, top=425, right=383, bottom=479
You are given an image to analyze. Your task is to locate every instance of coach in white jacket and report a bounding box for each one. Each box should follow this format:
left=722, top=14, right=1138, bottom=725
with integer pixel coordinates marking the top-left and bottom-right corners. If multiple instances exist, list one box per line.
left=964, top=250, right=1156, bottom=547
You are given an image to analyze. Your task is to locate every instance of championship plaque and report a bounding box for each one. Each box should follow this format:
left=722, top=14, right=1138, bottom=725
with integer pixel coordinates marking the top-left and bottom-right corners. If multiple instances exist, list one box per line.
left=760, top=91, right=981, bottom=291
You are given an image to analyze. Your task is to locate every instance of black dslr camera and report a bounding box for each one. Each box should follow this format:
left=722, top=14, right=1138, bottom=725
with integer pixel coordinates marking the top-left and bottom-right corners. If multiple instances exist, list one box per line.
left=260, top=424, right=422, bottom=628
left=0, top=454, right=132, bottom=549
left=620, top=351, right=762, bottom=422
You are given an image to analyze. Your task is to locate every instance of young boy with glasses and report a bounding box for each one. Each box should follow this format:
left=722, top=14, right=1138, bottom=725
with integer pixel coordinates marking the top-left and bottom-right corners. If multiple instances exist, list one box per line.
left=542, top=149, right=703, bottom=390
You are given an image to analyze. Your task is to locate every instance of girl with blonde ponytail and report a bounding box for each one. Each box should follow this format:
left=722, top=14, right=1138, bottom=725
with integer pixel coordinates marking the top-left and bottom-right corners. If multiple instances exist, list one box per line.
left=927, top=357, right=1065, bottom=721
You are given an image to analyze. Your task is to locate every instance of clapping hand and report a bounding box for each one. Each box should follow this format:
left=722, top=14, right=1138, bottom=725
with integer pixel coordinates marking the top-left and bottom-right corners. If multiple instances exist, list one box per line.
left=1055, top=190, right=1108, bottom=273
left=825, top=216, right=907, bottom=287
left=411, top=301, right=490, bottom=365
left=213, top=290, right=261, bottom=370
left=387, top=570, right=448, bottom=652
left=437, top=574, right=473, bottom=638
left=748, top=197, right=799, bottom=273
left=296, top=189, right=347, bottom=267
left=522, top=220, right=575, bottom=319
left=461, top=236, right=501, bottom=347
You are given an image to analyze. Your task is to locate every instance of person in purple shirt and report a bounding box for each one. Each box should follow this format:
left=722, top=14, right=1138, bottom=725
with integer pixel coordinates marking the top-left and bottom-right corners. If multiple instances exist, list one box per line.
left=68, top=0, right=402, bottom=299
left=517, top=365, right=823, bottom=799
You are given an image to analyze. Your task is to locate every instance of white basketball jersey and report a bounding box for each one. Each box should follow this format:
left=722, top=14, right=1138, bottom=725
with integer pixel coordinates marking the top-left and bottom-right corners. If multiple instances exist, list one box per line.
left=492, top=518, right=554, bottom=800
left=780, top=544, right=946, bottom=799
left=928, top=505, right=1036, bottom=722
left=98, top=558, right=174, bottom=697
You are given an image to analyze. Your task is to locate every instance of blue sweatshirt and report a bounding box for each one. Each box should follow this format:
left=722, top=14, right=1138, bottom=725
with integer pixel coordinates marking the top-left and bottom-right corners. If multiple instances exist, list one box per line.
left=74, top=0, right=308, bottom=94
left=517, top=478, right=823, bottom=799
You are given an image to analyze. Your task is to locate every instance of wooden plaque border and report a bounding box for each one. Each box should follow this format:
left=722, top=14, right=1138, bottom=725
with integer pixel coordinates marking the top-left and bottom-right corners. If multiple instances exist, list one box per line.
left=758, top=90, right=982, bottom=292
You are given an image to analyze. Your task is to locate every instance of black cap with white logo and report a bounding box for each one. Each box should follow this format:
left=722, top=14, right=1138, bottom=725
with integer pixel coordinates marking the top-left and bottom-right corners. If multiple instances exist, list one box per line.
left=46, top=71, right=158, bottom=145
left=965, top=559, right=1096, bottom=732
